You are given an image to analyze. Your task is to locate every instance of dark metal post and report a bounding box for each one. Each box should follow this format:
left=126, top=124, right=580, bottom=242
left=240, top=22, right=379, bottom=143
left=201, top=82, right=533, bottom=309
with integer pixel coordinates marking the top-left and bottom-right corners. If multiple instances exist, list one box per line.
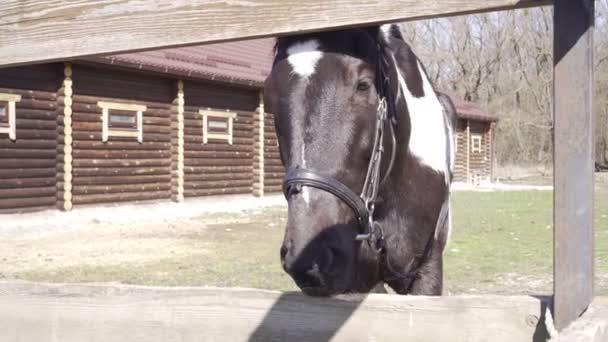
left=553, top=0, right=595, bottom=331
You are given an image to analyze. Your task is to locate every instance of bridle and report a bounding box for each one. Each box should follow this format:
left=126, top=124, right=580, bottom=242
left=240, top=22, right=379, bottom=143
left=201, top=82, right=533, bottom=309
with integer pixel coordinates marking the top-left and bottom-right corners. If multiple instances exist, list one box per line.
left=283, top=44, right=397, bottom=254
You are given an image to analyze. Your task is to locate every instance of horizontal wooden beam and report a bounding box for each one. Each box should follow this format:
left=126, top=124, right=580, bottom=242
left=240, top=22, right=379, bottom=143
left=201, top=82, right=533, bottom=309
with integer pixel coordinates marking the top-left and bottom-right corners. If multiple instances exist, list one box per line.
left=0, top=281, right=549, bottom=342
left=0, top=0, right=551, bottom=67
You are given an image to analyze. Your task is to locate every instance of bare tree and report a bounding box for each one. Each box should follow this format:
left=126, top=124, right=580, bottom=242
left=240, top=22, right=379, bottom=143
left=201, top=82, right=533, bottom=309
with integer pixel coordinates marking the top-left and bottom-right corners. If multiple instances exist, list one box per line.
left=401, top=4, right=608, bottom=168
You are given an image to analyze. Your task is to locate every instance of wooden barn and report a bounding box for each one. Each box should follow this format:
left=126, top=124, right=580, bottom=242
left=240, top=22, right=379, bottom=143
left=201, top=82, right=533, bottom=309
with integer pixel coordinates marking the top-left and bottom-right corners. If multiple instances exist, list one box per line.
left=0, top=39, right=282, bottom=212
left=449, top=97, right=498, bottom=184
left=0, top=39, right=495, bottom=212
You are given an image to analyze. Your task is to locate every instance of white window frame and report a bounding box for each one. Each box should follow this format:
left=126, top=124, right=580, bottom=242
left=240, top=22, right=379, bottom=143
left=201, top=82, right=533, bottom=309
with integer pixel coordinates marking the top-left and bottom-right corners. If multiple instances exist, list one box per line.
left=199, top=108, right=237, bottom=145
left=471, top=134, right=483, bottom=153
left=97, top=101, right=146, bottom=143
left=0, top=93, right=22, bottom=141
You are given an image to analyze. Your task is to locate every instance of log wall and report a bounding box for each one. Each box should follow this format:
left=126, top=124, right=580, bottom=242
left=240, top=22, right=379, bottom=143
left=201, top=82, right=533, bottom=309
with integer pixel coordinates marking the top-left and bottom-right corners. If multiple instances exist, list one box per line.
left=454, top=120, right=468, bottom=183
left=0, top=65, right=62, bottom=210
left=67, top=65, right=174, bottom=205
left=468, top=121, right=492, bottom=182
left=0, top=63, right=500, bottom=210
left=183, top=81, right=257, bottom=197
left=262, top=111, right=284, bottom=194
left=453, top=119, right=493, bottom=183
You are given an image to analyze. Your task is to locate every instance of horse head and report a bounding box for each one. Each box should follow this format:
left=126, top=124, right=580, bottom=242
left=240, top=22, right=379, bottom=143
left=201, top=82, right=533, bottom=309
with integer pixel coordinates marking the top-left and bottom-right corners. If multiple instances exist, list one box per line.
left=265, top=25, right=453, bottom=296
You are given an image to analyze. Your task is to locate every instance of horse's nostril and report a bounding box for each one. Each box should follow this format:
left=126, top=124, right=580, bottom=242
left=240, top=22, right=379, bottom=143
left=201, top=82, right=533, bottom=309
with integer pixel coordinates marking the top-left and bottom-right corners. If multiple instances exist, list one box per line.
left=280, top=246, right=288, bottom=260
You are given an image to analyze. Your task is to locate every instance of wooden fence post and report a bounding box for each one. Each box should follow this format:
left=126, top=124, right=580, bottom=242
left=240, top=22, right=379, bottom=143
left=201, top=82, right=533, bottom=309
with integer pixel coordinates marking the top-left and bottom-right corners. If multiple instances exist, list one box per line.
left=57, top=63, right=73, bottom=211
left=553, top=0, right=595, bottom=331
left=253, top=90, right=265, bottom=197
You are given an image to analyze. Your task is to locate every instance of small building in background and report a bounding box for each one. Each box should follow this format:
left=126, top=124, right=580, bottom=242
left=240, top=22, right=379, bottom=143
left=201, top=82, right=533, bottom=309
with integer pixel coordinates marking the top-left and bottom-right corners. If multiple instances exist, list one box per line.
left=449, top=97, right=498, bottom=184
left=0, top=39, right=497, bottom=212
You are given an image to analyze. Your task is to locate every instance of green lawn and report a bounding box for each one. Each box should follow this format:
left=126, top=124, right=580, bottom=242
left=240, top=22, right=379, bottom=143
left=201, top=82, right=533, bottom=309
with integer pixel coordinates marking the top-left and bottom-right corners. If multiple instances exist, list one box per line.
left=4, top=186, right=607, bottom=295
left=446, top=190, right=607, bottom=294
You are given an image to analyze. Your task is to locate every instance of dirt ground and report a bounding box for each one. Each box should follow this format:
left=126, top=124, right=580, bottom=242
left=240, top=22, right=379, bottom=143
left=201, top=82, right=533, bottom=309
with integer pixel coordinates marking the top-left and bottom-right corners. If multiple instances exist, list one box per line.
left=1, top=177, right=606, bottom=296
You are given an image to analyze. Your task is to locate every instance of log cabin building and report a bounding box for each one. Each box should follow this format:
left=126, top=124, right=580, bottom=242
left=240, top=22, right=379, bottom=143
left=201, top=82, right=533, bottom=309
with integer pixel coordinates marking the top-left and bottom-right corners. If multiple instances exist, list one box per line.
left=0, top=39, right=496, bottom=212
left=449, top=96, right=498, bottom=184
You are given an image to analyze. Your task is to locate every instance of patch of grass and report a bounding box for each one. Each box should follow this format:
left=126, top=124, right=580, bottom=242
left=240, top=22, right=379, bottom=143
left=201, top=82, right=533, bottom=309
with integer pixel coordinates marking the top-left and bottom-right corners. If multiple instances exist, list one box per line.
left=446, top=186, right=607, bottom=294
left=445, top=191, right=554, bottom=293
left=6, top=186, right=608, bottom=295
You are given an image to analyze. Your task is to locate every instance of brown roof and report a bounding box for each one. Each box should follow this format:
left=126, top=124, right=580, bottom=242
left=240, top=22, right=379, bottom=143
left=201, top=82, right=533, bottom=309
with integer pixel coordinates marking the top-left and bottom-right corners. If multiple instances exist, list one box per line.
left=448, top=95, right=498, bottom=122
left=85, top=38, right=275, bottom=88
left=85, top=39, right=496, bottom=122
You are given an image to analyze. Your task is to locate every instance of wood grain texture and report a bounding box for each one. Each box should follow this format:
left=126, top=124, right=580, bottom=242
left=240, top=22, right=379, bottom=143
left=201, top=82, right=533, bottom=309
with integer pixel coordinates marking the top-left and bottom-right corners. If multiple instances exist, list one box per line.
left=0, top=281, right=549, bottom=342
left=182, top=82, right=255, bottom=198
left=263, top=111, right=284, bottom=194
left=67, top=65, right=174, bottom=206
left=552, top=0, right=595, bottom=331
left=0, top=0, right=551, bottom=67
left=554, top=300, right=608, bottom=342
left=0, top=69, right=59, bottom=211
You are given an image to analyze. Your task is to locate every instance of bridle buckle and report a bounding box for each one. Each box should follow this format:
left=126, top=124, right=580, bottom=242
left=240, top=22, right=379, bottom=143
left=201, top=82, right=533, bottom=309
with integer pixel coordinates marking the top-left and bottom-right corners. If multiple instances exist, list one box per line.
left=355, top=217, right=384, bottom=253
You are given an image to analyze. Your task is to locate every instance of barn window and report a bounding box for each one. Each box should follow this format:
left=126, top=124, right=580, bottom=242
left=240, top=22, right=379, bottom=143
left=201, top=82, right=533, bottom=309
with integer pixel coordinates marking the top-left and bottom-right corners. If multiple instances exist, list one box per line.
left=0, top=93, right=22, bottom=141
left=471, top=134, right=483, bottom=153
left=97, top=101, right=146, bottom=143
left=0, top=102, right=7, bottom=124
left=199, top=109, right=237, bottom=145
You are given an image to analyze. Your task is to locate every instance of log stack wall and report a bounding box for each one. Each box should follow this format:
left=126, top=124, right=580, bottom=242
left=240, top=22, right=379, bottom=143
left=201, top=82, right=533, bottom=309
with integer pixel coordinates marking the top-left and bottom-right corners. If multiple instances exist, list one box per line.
left=453, top=119, right=493, bottom=183
left=182, top=81, right=257, bottom=197
left=468, top=121, right=492, bottom=182
left=68, top=65, right=174, bottom=205
left=453, top=120, right=468, bottom=183
left=0, top=65, right=62, bottom=210
left=262, top=111, right=285, bottom=194
left=5, top=64, right=504, bottom=208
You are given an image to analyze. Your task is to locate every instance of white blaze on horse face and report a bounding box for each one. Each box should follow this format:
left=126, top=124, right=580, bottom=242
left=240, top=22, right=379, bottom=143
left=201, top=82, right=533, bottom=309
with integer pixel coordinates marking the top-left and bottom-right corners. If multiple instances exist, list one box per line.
left=287, top=40, right=323, bottom=77
left=395, top=59, right=450, bottom=181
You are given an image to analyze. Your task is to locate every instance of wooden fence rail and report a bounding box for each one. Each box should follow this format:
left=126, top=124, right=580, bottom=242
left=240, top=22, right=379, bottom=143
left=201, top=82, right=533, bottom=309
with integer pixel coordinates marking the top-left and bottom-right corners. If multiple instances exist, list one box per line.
left=0, top=281, right=551, bottom=342
left=0, top=0, right=551, bottom=67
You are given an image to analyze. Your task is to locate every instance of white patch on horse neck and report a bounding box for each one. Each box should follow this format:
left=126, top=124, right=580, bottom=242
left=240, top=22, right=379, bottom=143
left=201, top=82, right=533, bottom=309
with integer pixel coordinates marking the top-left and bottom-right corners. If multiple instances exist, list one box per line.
left=287, top=40, right=323, bottom=77
left=394, top=58, right=450, bottom=180
left=447, top=120, right=455, bottom=173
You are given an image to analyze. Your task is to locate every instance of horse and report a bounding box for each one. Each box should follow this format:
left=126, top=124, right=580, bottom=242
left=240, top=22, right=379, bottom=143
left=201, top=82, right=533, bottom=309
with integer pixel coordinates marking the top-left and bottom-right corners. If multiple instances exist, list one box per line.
left=264, top=24, right=455, bottom=296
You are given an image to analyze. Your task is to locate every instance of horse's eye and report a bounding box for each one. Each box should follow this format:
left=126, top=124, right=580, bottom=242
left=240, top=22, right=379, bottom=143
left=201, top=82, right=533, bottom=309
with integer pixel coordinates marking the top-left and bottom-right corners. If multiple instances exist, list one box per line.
left=356, top=80, right=371, bottom=92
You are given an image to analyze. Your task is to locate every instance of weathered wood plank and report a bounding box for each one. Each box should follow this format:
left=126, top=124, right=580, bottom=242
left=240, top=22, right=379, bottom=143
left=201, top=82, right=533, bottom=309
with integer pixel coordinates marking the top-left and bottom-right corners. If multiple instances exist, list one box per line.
left=553, top=300, right=608, bottom=342
left=0, top=0, right=550, bottom=67
left=552, top=0, right=595, bottom=331
left=0, top=281, right=549, bottom=342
